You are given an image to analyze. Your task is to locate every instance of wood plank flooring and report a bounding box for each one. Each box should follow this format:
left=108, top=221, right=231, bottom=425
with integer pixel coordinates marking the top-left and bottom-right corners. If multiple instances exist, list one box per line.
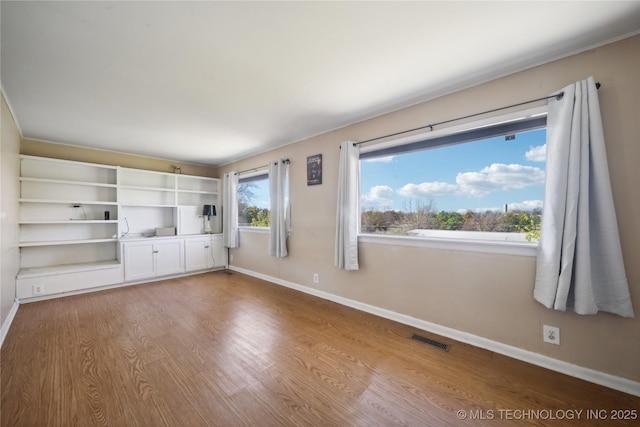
left=2, top=271, right=638, bottom=426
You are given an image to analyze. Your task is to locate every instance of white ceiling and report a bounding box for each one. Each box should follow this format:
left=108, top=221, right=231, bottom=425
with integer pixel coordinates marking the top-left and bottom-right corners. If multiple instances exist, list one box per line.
left=2, top=1, right=640, bottom=167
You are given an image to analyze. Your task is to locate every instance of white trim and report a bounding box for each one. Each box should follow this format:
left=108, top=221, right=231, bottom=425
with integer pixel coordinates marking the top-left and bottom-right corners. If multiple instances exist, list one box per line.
left=359, top=234, right=537, bottom=257
left=238, top=226, right=269, bottom=234
left=0, top=300, right=20, bottom=349
left=238, top=168, right=268, bottom=179
left=229, top=265, right=640, bottom=397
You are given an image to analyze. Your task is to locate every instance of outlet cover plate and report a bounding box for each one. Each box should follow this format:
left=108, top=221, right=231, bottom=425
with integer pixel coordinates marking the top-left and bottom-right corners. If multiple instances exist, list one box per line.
left=543, top=325, right=560, bottom=345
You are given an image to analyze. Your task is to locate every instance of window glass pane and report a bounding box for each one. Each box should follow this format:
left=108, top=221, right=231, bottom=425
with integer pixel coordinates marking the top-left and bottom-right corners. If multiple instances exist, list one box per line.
left=238, top=176, right=270, bottom=227
left=360, top=128, right=546, bottom=242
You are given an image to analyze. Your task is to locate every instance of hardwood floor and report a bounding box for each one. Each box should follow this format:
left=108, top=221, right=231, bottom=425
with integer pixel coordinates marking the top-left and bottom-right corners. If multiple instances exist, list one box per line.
left=2, top=271, right=638, bottom=426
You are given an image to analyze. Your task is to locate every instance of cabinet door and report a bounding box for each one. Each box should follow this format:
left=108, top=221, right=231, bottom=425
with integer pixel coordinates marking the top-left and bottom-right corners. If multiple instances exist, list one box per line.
left=124, top=242, right=156, bottom=281
left=155, top=240, right=184, bottom=276
left=185, top=238, right=208, bottom=272
left=211, top=236, right=227, bottom=267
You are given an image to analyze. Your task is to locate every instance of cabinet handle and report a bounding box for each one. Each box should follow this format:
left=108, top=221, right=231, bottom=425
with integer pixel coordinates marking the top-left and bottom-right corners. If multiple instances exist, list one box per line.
left=204, top=246, right=210, bottom=249
left=153, top=250, right=159, bottom=253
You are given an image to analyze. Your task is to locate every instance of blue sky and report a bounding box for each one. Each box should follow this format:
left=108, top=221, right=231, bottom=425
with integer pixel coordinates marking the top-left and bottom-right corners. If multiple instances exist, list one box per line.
left=241, top=178, right=270, bottom=208
left=360, top=128, right=547, bottom=213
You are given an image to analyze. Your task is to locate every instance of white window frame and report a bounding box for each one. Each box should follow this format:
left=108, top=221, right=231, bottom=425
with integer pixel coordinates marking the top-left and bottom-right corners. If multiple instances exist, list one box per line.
left=358, top=106, right=548, bottom=257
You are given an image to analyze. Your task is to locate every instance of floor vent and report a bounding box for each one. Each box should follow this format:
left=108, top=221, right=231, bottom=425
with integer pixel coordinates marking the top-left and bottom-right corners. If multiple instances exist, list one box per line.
left=411, top=334, right=450, bottom=352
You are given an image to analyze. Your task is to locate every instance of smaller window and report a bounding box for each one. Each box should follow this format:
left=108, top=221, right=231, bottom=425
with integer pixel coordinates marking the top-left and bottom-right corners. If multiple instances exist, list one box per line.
left=238, top=173, right=270, bottom=227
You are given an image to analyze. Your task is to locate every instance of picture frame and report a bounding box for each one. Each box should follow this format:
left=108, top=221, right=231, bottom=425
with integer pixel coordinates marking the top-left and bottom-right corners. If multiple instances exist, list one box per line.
left=307, top=154, right=322, bottom=185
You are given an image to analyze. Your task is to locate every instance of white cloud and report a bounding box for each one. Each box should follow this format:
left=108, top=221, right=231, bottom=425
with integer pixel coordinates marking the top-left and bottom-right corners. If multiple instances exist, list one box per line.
left=361, top=185, right=394, bottom=209
left=364, top=156, right=395, bottom=163
left=395, top=163, right=545, bottom=205
left=398, top=181, right=458, bottom=198
left=456, top=163, right=545, bottom=197
left=525, top=144, right=546, bottom=162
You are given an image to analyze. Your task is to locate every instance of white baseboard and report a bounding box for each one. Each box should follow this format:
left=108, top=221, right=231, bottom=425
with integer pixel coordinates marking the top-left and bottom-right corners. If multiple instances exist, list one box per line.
left=229, top=265, right=640, bottom=397
left=0, top=300, right=20, bottom=349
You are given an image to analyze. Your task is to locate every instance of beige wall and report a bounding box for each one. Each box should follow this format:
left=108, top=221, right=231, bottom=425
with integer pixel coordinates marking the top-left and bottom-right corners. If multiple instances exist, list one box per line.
left=221, top=35, right=640, bottom=382
left=1, top=93, right=21, bottom=327
left=21, top=138, right=219, bottom=178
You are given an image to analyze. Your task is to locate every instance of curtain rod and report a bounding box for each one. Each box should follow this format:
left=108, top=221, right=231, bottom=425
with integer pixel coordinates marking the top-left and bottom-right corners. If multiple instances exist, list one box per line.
left=355, top=82, right=601, bottom=146
left=235, top=158, right=290, bottom=175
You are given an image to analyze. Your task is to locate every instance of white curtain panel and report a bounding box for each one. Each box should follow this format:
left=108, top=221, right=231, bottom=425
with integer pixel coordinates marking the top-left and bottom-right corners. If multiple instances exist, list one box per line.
left=222, top=172, right=239, bottom=249
left=335, top=141, right=360, bottom=270
left=269, top=159, right=290, bottom=257
left=534, top=77, right=634, bottom=318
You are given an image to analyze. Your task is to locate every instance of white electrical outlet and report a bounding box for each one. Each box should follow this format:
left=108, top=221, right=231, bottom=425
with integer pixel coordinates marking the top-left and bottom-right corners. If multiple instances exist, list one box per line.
left=543, top=325, right=560, bottom=345
left=32, top=284, right=44, bottom=296
left=230, top=254, right=234, bottom=262
left=313, top=273, right=319, bottom=284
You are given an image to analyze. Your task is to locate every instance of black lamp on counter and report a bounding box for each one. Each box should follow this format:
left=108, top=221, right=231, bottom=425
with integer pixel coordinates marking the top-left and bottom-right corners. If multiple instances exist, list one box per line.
left=202, top=204, right=216, bottom=233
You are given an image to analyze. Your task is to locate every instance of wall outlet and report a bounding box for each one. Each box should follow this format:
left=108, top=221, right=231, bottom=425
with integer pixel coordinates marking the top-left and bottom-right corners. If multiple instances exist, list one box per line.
left=230, top=254, right=234, bottom=262
left=313, top=273, right=319, bottom=284
left=32, top=284, right=44, bottom=296
left=543, top=325, right=560, bottom=345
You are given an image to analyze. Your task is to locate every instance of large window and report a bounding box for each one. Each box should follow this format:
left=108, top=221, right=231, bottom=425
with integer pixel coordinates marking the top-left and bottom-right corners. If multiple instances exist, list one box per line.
left=360, top=113, right=546, bottom=243
left=238, top=173, right=270, bottom=227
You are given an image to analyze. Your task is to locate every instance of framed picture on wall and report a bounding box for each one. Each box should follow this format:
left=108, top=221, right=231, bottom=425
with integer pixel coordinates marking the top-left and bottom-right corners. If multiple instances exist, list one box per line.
left=307, top=154, right=322, bottom=185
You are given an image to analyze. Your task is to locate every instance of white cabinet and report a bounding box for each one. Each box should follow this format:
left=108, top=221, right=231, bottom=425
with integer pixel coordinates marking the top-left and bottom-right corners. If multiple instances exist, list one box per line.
left=184, top=238, right=210, bottom=271
left=155, top=240, right=184, bottom=276
left=123, top=241, right=156, bottom=281
left=211, top=235, right=226, bottom=268
left=17, top=155, right=223, bottom=300
left=184, top=235, right=226, bottom=272
left=123, top=239, right=185, bottom=281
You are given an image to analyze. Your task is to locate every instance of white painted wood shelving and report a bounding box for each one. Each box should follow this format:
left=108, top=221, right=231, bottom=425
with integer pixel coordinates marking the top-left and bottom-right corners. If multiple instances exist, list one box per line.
left=17, top=155, right=225, bottom=301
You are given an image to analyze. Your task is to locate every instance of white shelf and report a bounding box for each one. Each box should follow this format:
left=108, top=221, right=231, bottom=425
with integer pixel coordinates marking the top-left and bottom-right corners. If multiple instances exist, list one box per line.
left=20, top=155, right=118, bottom=185
left=19, top=199, right=118, bottom=205
left=19, top=220, right=119, bottom=224
left=19, top=238, right=118, bottom=247
left=120, top=203, right=176, bottom=208
left=20, top=177, right=117, bottom=188
left=18, top=260, right=122, bottom=279
left=177, top=189, right=217, bottom=195
left=119, top=184, right=176, bottom=192
left=20, top=154, right=118, bottom=171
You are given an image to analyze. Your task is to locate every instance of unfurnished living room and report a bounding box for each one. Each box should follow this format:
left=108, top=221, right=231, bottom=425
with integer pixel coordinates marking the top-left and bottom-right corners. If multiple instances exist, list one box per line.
left=1, top=1, right=639, bottom=426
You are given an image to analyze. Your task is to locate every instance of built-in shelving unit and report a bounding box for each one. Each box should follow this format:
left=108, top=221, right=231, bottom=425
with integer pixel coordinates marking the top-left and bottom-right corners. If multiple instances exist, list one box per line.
left=19, top=156, right=120, bottom=266
left=17, top=155, right=223, bottom=300
left=17, top=155, right=124, bottom=299
left=119, top=167, right=220, bottom=236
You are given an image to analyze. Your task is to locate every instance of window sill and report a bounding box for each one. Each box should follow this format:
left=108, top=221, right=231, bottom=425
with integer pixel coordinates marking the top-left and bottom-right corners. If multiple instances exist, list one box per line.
left=358, top=233, right=537, bottom=257
left=239, top=226, right=269, bottom=234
